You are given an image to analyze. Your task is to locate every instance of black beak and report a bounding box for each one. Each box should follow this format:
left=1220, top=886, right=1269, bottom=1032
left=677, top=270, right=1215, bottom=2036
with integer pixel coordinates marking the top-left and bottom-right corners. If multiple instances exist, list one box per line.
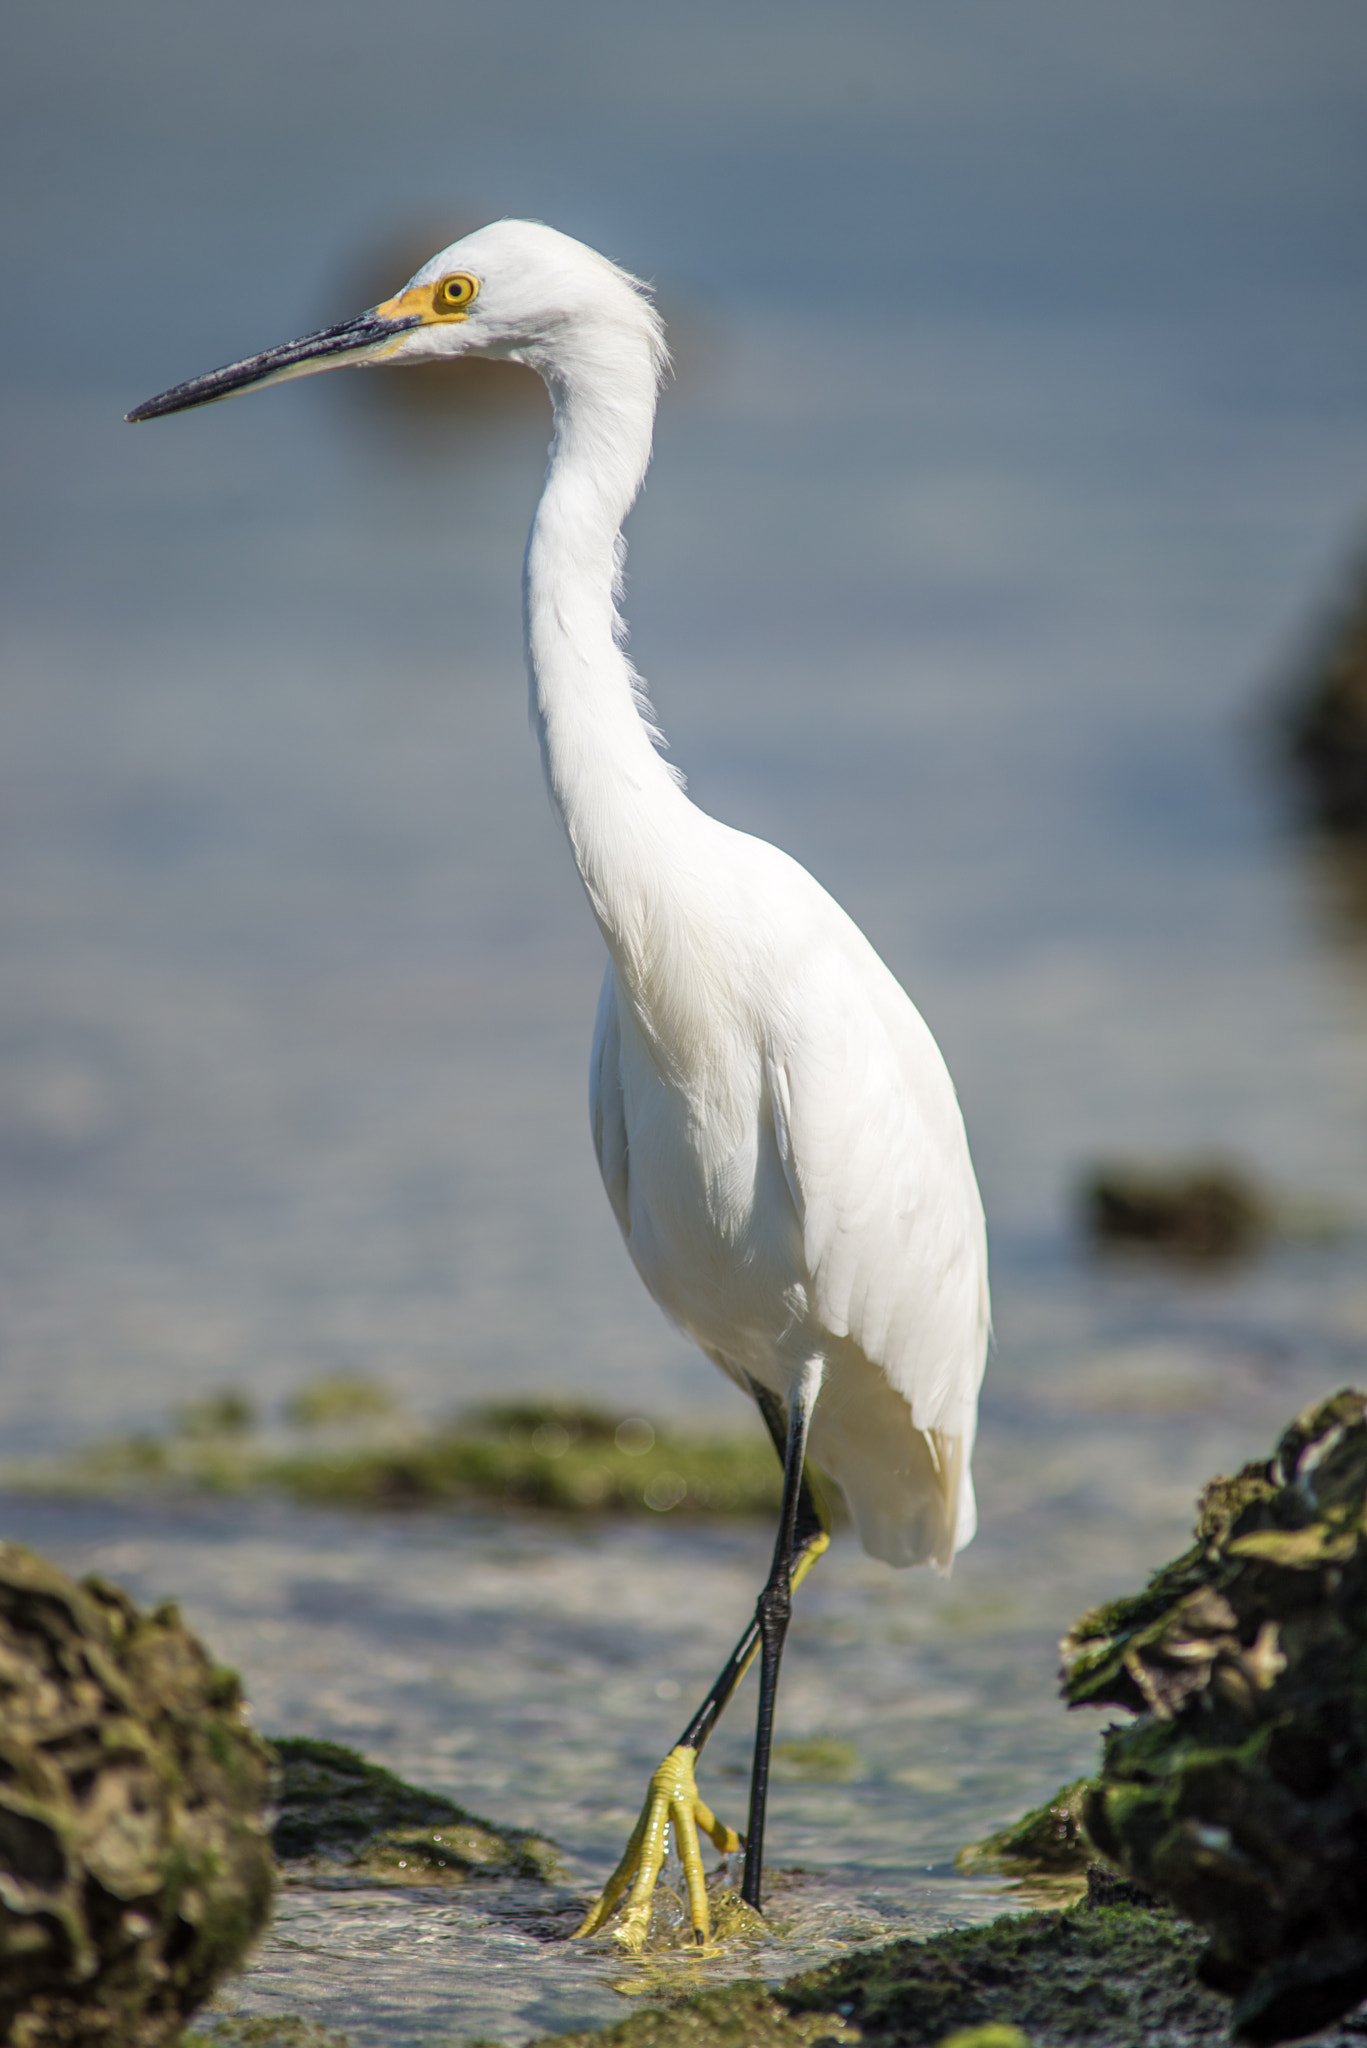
left=126, top=308, right=421, bottom=422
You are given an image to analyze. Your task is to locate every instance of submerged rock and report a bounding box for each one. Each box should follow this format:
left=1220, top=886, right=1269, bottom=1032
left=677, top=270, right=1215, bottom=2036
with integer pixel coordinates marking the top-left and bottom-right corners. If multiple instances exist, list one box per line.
left=1285, top=548, right=1367, bottom=834
left=270, top=1735, right=561, bottom=1883
left=1079, top=1160, right=1269, bottom=1263
left=1062, top=1389, right=1367, bottom=2043
left=0, top=1542, right=275, bottom=2047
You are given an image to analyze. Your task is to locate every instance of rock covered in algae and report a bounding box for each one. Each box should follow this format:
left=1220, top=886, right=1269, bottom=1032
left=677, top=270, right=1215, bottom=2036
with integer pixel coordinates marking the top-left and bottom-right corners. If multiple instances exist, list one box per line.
left=955, top=1778, right=1094, bottom=1896
left=1061, top=1388, right=1367, bottom=2044
left=532, top=1896, right=1229, bottom=2046
left=0, top=1541, right=275, bottom=2048
left=270, top=1735, right=562, bottom=1883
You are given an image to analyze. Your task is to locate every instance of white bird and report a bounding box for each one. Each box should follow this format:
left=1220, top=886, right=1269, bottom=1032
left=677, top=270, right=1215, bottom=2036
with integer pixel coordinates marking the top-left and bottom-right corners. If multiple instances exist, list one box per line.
left=128, top=220, right=990, bottom=1950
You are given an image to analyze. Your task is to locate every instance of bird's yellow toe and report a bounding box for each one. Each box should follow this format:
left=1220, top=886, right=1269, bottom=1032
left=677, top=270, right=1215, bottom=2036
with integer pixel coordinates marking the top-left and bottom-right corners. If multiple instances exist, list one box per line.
left=572, top=1744, right=740, bottom=1950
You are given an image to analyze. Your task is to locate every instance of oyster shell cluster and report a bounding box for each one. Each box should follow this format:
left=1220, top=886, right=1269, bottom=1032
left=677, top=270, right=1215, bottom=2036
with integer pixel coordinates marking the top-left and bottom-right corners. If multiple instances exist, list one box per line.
left=0, top=1542, right=275, bottom=2047
left=1063, top=1390, right=1367, bottom=2044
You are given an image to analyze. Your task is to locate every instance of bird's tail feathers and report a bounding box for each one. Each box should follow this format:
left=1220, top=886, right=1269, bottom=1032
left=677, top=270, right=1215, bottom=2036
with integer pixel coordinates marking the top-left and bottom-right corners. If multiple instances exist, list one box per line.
left=810, top=1364, right=975, bottom=1570
left=926, top=1427, right=975, bottom=1568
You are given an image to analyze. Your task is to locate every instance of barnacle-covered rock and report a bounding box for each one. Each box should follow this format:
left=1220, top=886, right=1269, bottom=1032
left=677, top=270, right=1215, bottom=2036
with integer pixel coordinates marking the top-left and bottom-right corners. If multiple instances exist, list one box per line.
left=1061, top=1390, right=1367, bottom=2044
left=0, top=1542, right=275, bottom=2047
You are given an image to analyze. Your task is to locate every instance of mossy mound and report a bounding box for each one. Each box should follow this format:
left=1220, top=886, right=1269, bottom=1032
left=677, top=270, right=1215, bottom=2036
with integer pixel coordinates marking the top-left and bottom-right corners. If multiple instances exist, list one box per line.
left=770, top=1738, right=862, bottom=1783
left=264, top=1406, right=780, bottom=1518
left=791, top=1902, right=1225, bottom=2045
left=0, top=1542, right=275, bottom=2048
left=936, top=2031, right=1030, bottom=2048
left=1062, top=1388, right=1367, bottom=2043
left=281, top=1377, right=395, bottom=1429
left=21, top=1400, right=785, bottom=1523
left=533, top=1899, right=1228, bottom=2046
left=270, top=1736, right=561, bottom=1883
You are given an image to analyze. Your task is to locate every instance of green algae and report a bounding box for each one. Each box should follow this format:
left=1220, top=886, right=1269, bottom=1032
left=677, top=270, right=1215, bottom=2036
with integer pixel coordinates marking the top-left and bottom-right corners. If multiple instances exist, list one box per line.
left=1061, top=1388, right=1367, bottom=2043
left=270, top=1736, right=562, bottom=1884
left=6, top=1398, right=783, bottom=1522
left=183, top=2023, right=352, bottom=2048
left=0, top=1542, right=275, bottom=2048
left=529, top=1978, right=856, bottom=2048
left=770, top=1739, right=863, bottom=1783
left=789, top=1899, right=1223, bottom=2046
left=174, top=1390, right=258, bottom=1440
left=264, top=1406, right=779, bottom=1518
left=282, top=1376, right=396, bottom=1428
left=532, top=1898, right=1226, bottom=2047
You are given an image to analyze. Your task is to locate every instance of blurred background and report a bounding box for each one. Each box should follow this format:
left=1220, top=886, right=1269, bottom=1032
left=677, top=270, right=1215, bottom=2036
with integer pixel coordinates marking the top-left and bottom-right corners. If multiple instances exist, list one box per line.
left=5, top=4, right=1367, bottom=2036
left=3, top=0, right=1366, bottom=1447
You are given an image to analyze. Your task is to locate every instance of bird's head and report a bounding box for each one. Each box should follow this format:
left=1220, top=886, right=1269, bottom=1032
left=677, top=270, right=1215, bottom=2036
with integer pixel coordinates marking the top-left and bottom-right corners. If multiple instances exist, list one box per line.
left=127, top=219, right=667, bottom=422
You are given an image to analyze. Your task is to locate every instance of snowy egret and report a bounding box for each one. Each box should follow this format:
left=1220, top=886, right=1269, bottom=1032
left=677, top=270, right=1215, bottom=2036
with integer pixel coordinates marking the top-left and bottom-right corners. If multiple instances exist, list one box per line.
left=128, top=221, right=990, bottom=1949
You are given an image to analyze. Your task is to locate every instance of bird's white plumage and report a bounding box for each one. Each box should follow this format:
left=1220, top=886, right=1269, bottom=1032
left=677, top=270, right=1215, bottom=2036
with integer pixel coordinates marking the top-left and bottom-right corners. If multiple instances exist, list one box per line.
left=587, top=819, right=987, bottom=1567
left=379, top=221, right=996, bottom=1572
left=127, top=214, right=991, bottom=1951
left=246, top=217, right=991, bottom=1572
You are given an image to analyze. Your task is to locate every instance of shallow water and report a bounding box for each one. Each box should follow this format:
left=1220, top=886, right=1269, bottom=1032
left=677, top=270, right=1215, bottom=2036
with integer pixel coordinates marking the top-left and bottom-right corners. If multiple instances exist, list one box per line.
left=5, top=3, right=1367, bottom=2041
left=2, top=1316, right=1361, bottom=2040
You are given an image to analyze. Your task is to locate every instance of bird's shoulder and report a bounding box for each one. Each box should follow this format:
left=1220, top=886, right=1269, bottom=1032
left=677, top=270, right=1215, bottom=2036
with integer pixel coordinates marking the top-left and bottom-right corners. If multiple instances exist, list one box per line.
left=711, top=828, right=958, bottom=1104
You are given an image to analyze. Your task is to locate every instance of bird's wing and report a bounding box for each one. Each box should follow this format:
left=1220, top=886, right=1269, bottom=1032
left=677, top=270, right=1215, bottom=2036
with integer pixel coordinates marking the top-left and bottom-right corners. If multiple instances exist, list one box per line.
left=765, top=943, right=988, bottom=1448
left=590, top=963, right=631, bottom=1240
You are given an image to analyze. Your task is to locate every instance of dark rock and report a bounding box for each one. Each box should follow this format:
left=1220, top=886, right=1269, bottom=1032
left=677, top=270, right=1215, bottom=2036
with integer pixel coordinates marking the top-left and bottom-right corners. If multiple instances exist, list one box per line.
left=1080, top=1160, right=1269, bottom=1263
left=1285, top=550, right=1367, bottom=835
left=1083, top=1863, right=1160, bottom=1911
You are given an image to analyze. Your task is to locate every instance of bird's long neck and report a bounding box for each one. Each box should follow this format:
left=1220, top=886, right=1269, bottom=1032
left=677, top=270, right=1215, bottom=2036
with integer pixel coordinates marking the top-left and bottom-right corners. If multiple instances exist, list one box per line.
left=523, top=326, right=703, bottom=1006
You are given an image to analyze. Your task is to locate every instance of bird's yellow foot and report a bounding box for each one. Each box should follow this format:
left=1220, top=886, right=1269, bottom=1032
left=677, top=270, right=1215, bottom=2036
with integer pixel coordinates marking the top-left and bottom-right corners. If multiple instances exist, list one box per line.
left=572, top=1744, right=741, bottom=1951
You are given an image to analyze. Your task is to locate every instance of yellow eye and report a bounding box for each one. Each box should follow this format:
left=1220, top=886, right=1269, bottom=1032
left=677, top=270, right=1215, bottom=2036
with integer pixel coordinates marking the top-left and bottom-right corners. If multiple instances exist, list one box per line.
left=434, top=272, right=478, bottom=316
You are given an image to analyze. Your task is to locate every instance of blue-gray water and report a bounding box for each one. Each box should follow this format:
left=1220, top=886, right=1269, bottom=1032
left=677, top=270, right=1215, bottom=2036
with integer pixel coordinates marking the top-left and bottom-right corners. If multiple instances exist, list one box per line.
left=4, top=3, right=1367, bottom=2040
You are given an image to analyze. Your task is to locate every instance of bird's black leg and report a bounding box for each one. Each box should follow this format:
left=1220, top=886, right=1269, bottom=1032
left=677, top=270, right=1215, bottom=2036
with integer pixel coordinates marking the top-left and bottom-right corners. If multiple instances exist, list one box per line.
left=746, top=1377, right=830, bottom=1577
left=671, top=1374, right=828, bottom=1761
left=572, top=1366, right=829, bottom=1948
left=739, top=1360, right=824, bottom=1909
